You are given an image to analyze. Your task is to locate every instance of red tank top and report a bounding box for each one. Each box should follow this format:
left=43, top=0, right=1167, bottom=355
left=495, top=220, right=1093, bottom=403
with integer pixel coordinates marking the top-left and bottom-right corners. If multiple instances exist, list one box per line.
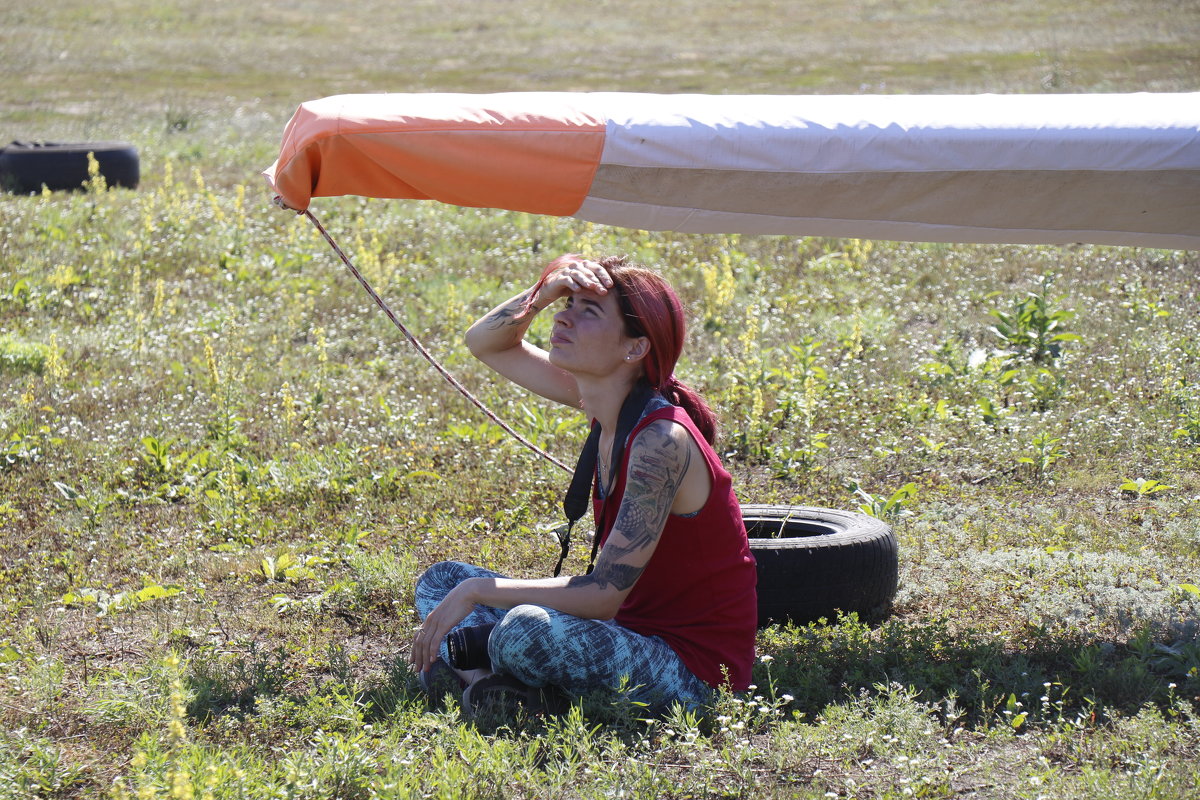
left=595, top=405, right=757, bottom=690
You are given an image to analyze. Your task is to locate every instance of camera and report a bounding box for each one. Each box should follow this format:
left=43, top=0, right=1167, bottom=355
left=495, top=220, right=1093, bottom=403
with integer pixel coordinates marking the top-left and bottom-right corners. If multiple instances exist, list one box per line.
left=445, top=623, right=495, bottom=671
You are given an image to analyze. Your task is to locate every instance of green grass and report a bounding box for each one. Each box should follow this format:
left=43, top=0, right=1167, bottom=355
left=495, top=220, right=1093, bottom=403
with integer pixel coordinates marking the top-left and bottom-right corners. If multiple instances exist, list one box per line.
left=2, top=0, right=1200, bottom=797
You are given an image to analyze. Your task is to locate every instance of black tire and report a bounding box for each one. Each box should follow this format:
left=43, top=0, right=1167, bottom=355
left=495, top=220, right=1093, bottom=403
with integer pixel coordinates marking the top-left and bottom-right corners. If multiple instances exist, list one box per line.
left=743, top=504, right=898, bottom=628
left=0, top=141, right=139, bottom=193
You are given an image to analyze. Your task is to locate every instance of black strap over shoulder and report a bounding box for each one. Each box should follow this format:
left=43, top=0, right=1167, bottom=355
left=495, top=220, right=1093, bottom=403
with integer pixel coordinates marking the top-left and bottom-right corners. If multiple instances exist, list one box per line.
left=553, top=379, right=655, bottom=576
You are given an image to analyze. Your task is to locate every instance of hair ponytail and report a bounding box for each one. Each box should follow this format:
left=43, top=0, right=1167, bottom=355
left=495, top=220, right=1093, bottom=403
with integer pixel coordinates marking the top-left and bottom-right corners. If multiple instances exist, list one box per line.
left=601, top=257, right=718, bottom=446
left=661, top=375, right=717, bottom=446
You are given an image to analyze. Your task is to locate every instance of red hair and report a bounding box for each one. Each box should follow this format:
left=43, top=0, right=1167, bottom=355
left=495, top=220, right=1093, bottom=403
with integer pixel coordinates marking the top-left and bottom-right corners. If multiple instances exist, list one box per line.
left=531, top=255, right=717, bottom=445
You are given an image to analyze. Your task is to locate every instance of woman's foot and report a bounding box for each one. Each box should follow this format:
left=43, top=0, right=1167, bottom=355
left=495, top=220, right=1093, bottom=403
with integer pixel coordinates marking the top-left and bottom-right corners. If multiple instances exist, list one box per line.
left=461, top=673, right=569, bottom=720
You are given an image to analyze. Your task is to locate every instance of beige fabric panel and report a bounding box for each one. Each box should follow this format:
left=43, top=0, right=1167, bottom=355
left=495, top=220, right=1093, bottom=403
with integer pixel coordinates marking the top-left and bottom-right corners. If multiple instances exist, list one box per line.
left=587, top=165, right=1200, bottom=239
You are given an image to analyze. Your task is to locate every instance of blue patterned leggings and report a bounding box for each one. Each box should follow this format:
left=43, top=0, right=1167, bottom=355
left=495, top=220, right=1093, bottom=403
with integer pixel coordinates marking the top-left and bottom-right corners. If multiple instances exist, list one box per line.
left=414, top=561, right=712, bottom=710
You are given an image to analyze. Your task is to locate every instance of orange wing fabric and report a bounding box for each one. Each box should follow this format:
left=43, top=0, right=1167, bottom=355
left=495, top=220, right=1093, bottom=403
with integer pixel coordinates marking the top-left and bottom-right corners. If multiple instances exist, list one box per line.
left=264, top=93, right=607, bottom=214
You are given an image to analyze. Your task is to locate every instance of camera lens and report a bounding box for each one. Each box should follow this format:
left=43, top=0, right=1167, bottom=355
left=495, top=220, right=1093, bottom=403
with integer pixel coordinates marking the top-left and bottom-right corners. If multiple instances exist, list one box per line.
left=445, top=623, right=496, bottom=671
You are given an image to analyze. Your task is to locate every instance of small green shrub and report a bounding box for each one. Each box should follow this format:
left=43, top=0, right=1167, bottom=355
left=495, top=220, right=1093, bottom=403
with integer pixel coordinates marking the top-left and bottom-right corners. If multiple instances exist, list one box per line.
left=185, top=644, right=291, bottom=721
left=0, top=335, right=50, bottom=375
left=988, top=274, right=1082, bottom=365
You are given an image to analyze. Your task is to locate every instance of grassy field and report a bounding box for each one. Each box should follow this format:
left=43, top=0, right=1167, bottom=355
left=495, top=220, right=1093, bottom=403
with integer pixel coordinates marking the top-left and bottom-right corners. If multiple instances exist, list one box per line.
left=3, top=0, right=1200, bottom=797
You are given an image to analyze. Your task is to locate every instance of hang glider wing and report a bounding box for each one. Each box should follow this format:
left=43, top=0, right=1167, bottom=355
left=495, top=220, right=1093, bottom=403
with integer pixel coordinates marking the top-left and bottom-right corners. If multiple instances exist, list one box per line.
left=264, top=92, right=1200, bottom=249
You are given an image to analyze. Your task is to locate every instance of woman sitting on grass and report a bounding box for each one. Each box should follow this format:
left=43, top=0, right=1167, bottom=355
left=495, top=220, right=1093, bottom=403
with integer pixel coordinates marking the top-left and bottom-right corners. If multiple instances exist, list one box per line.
left=410, top=254, right=757, bottom=715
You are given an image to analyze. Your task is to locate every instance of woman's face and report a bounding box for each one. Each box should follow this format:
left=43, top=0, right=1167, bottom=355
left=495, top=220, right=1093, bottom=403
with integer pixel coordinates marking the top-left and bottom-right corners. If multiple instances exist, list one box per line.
left=548, top=287, right=641, bottom=378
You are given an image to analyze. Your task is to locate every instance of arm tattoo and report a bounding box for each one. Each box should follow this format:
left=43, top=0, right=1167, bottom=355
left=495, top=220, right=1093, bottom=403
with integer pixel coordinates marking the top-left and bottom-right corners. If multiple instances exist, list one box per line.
left=483, top=289, right=539, bottom=330
left=572, top=421, right=692, bottom=593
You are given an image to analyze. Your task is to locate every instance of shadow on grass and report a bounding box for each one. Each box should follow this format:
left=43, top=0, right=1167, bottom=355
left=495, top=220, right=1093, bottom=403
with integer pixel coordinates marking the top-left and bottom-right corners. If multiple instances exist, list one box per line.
left=178, top=614, right=1198, bottom=739
left=755, top=614, right=1200, bottom=728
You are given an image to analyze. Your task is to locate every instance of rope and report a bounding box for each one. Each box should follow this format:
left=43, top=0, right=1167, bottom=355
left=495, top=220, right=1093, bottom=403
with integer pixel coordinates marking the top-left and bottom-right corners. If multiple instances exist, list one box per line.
left=297, top=206, right=572, bottom=474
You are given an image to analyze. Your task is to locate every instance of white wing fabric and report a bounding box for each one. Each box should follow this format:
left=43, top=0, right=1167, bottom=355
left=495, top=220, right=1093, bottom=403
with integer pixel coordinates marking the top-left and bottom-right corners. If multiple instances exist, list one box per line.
left=265, top=92, right=1200, bottom=249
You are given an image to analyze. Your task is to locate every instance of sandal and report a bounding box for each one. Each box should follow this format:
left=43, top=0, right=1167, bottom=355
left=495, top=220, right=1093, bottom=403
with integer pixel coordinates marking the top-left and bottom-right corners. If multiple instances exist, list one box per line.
left=461, top=674, right=569, bottom=720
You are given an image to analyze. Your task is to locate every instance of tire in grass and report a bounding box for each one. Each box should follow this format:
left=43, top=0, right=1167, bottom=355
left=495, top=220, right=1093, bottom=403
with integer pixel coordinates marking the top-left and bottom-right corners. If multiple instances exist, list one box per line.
left=743, top=504, right=898, bottom=628
left=0, top=141, right=139, bottom=193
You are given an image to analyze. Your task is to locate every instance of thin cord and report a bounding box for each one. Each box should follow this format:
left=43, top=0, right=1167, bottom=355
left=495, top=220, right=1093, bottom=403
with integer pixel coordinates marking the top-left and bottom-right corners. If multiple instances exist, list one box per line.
left=299, top=207, right=571, bottom=474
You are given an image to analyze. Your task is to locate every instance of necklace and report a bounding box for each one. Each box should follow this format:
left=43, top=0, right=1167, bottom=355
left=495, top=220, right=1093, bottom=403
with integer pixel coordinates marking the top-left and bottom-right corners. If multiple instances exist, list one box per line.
left=597, top=434, right=613, bottom=489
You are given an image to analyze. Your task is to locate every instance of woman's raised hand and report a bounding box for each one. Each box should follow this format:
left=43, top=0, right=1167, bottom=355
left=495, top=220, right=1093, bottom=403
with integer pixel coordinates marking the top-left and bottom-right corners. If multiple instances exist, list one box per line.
left=533, top=254, right=613, bottom=308
left=465, top=253, right=610, bottom=409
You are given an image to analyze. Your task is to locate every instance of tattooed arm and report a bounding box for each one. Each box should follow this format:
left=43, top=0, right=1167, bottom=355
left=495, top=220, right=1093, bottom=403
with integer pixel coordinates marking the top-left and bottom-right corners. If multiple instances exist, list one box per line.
left=466, top=285, right=543, bottom=356
left=568, top=419, right=693, bottom=599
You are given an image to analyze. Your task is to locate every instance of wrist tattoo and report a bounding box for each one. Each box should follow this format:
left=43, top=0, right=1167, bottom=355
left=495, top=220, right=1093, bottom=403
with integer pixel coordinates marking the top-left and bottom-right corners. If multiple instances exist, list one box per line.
left=484, top=290, right=537, bottom=330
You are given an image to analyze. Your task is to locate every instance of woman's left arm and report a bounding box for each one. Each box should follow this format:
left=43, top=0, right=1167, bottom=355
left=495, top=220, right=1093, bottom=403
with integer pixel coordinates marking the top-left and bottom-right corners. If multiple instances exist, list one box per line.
left=410, top=419, right=697, bottom=672
left=568, top=419, right=695, bottom=605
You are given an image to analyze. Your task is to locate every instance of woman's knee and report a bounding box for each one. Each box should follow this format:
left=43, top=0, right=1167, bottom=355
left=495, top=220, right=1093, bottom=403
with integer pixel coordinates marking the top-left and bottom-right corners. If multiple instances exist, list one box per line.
left=489, top=604, right=557, bottom=678
left=491, top=604, right=553, bottom=648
